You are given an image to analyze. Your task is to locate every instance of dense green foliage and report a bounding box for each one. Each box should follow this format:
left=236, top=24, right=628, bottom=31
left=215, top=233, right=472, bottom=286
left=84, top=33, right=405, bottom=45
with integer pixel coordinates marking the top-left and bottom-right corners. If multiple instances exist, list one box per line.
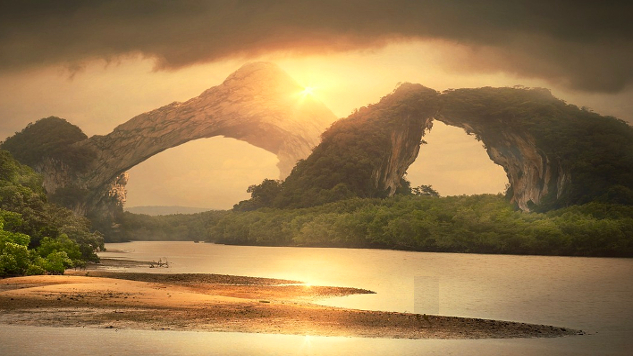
left=0, top=150, right=103, bottom=276
left=116, top=210, right=228, bottom=242
left=119, top=193, right=632, bottom=258
left=441, top=87, right=633, bottom=209
left=235, top=84, right=440, bottom=210
left=1, top=116, right=95, bottom=172
left=210, top=195, right=633, bottom=257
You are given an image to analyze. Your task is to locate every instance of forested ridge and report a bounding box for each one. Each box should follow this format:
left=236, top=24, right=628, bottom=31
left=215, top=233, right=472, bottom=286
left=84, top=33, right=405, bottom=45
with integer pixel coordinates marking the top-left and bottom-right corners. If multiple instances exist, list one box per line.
left=1, top=116, right=96, bottom=172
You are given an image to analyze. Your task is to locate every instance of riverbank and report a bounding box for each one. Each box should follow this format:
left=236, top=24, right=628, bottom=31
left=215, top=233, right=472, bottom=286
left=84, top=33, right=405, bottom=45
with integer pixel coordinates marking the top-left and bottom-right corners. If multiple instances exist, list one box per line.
left=0, top=269, right=579, bottom=339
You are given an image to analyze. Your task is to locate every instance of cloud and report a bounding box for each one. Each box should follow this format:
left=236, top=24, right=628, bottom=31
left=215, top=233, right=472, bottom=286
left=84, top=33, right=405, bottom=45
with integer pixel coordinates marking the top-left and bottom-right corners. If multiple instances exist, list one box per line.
left=2, top=1, right=632, bottom=92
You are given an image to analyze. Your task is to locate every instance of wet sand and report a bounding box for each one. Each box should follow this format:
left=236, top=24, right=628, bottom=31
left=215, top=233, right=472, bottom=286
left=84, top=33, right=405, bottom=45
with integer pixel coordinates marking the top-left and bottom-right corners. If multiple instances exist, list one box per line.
left=0, top=264, right=581, bottom=339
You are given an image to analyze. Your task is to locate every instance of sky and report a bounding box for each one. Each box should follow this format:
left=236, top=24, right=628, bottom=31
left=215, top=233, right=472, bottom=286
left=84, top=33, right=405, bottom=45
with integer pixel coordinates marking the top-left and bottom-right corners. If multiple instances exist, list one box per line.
left=1, top=1, right=632, bottom=209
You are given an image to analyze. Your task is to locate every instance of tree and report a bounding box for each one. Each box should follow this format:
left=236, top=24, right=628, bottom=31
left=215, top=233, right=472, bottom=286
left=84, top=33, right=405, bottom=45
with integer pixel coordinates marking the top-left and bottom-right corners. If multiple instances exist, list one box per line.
left=234, top=179, right=282, bottom=211
left=412, top=185, right=440, bottom=198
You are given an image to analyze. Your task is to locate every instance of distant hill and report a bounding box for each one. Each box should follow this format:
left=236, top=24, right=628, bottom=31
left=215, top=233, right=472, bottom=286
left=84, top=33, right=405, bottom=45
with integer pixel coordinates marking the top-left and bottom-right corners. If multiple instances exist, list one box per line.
left=124, top=206, right=211, bottom=216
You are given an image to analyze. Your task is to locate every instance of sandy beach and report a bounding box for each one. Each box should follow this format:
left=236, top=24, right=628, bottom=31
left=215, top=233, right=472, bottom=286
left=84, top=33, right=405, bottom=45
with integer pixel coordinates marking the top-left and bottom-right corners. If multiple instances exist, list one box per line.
left=0, top=264, right=581, bottom=339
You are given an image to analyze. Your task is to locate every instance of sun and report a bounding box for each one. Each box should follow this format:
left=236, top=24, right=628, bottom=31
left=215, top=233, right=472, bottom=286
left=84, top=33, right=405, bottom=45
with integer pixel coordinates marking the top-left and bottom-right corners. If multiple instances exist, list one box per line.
left=293, top=82, right=324, bottom=105
left=300, top=86, right=315, bottom=96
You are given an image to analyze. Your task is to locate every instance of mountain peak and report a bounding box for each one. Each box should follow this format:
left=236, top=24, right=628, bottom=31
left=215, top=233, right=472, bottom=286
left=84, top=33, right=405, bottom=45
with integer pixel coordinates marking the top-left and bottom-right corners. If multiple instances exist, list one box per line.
left=229, top=62, right=285, bottom=77
left=220, top=61, right=303, bottom=95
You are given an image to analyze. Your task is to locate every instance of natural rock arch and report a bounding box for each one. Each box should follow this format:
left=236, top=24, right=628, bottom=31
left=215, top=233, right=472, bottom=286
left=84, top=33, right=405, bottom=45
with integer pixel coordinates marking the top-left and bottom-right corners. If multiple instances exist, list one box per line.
left=404, top=120, right=508, bottom=197
left=257, top=83, right=632, bottom=212
left=379, top=86, right=571, bottom=211
left=433, top=114, right=568, bottom=212
left=372, top=85, right=633, bottom=211
left=40, top=62, right=336, bottom=220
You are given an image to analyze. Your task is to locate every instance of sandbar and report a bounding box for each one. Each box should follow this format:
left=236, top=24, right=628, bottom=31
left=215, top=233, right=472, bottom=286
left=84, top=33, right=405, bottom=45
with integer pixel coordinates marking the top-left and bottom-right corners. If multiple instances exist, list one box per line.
left=0, top=269, right=580, bottom=339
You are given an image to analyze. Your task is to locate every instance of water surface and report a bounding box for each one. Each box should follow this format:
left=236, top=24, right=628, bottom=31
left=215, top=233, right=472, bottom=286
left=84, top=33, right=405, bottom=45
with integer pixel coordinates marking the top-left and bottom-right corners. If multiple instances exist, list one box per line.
left=2, top=241, right=631, bottom=355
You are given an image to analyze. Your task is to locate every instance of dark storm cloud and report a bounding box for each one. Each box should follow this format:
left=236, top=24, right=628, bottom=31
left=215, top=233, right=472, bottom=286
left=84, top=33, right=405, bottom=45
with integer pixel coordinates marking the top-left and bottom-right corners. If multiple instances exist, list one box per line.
left=1, top=0, right=632, bottom=92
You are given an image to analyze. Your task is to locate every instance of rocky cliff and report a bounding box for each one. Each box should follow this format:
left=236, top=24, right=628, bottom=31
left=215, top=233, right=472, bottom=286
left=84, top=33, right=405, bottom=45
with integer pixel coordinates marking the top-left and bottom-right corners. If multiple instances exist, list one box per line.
left=369, top=85, right=437, bottom=196
left=438, top=88, right=573, bottom=211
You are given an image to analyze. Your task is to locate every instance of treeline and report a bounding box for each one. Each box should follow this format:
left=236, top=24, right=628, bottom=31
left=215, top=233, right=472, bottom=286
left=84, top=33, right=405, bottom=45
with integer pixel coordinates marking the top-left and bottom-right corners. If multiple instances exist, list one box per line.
left=115, top=210, right=228, bottom=242
left=121, top=194, right=633, bottom=257
left=0, top=150, right=103, bottom=276
left=209, top=195, right=632, bottom=257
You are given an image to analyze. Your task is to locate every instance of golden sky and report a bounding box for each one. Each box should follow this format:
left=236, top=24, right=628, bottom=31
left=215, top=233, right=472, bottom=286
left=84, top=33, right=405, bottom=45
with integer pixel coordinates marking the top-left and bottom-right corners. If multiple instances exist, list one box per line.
left=1, top=2, right=631, bottom=209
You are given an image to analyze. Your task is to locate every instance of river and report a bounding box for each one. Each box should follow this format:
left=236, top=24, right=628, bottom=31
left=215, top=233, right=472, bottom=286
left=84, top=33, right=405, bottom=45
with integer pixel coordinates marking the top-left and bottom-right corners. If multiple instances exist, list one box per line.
left=2, top=241, right=632, bottom=355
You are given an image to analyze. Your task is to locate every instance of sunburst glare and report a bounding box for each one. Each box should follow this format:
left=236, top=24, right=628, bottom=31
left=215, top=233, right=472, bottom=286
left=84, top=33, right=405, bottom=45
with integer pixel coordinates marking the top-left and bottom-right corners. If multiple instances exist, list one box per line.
left=301, top=86, right=315, bottom=96
left=294, top=84, right=321, bottom=105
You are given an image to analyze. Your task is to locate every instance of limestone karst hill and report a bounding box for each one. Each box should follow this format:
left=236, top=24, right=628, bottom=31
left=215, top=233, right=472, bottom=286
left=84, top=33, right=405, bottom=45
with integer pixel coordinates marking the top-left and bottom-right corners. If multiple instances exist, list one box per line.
left=1, top=62, right=337, bottom=228
left=237, top=84, right=633, bottom=212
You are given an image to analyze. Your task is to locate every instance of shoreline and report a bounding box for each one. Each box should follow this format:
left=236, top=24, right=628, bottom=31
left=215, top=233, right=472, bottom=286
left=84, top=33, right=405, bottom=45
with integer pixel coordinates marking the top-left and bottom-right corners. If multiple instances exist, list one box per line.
left=0, top=263, right=582, bottom=339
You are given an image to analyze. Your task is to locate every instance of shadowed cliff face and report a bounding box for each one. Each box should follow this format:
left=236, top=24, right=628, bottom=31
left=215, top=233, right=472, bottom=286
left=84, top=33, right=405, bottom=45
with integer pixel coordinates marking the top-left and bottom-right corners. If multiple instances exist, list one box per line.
left=435, top=115, right=569, bottom=211
left=437, top=88, right=577, bottom=211
left=382, top=87, right=572, bottom=211
left=369, top=86, right=436, bottom=196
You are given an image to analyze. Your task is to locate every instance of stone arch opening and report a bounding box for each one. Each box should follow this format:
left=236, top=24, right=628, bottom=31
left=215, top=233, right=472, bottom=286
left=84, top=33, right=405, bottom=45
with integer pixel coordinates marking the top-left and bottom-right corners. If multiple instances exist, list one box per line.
left=359, top=84, right=570, bottom=212
left=54, top=62, right=337, bottom=220
left=406, top=120, right=508, bottom=196
left=124, top=137, right=280, bottom=211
